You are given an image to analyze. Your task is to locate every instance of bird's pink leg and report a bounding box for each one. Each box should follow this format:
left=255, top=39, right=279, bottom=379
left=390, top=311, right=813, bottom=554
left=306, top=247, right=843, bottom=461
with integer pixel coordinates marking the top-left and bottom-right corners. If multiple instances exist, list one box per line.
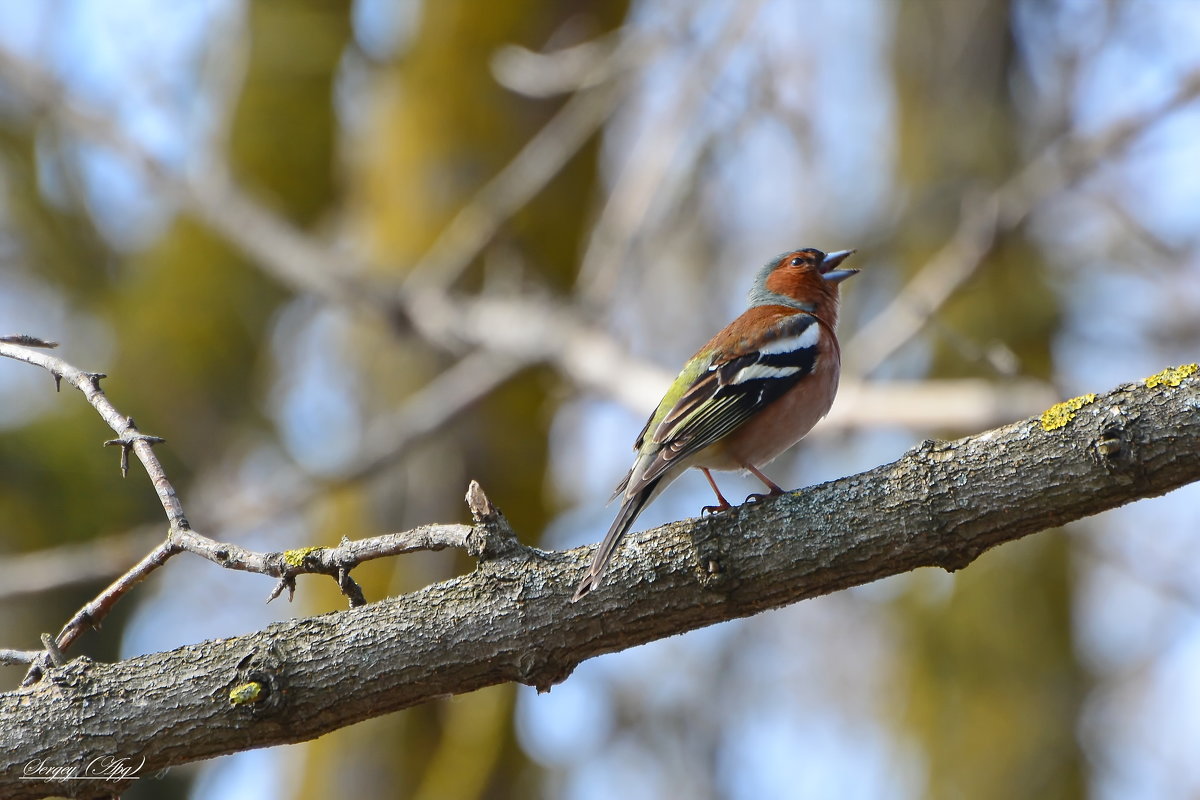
left=743, top=463, right=785, bottom=503
left=700, top=468, right=733, bottom=515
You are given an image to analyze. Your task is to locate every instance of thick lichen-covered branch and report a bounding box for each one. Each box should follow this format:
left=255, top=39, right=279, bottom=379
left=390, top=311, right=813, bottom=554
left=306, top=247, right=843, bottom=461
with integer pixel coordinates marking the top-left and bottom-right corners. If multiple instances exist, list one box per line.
left=2, top=369, right=1198, bottom=799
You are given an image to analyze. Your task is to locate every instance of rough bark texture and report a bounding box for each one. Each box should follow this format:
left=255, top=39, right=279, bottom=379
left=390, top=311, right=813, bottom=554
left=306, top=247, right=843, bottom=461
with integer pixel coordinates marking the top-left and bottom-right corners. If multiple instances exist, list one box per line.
left=2, top=372, right=1198, bottom=798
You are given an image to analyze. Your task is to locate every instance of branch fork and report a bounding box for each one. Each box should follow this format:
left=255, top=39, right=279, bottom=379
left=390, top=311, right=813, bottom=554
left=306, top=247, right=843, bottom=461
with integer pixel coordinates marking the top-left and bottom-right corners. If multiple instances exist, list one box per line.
left=0, top=338, right=528, bottom=689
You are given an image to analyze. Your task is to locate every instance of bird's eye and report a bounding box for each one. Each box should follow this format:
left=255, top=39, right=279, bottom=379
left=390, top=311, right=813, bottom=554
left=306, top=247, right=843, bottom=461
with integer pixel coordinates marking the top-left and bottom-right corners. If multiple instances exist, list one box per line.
left=790, top=257, right=803, bottom=267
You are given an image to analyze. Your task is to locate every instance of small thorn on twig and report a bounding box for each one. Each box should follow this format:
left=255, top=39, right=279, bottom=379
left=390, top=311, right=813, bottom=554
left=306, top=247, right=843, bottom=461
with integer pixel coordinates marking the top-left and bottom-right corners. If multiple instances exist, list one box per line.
left=125, top=417, right=166, bottom=446
left=104, top=438, right=132, bottom=477
left=20, top=663, right=45, bottom=687
left=337, top=568, right=367, bottom=607
left=103, top=431, right=167, bottom=478
left=86, top=372, right=107, bottom=390
left=39, top=633, right=66, bottom=667
left=53, top=372, right=62, bottom=392
left=266, top=576, right=296, bottom=604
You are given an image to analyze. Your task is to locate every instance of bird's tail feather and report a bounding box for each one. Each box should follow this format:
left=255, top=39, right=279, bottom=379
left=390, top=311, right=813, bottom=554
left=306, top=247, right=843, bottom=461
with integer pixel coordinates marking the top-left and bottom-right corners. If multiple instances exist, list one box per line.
left=572, top=477, right=661, bottom=602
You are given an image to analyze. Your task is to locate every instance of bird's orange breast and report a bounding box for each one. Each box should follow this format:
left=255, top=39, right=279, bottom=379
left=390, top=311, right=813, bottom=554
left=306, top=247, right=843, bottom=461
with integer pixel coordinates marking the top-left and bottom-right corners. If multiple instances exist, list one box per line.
left=694, top=343, right=840, bottom=471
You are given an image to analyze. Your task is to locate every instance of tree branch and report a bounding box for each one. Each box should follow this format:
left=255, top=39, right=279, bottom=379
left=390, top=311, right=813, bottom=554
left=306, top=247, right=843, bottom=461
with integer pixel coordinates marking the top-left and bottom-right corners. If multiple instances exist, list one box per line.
left=2, top=366, right=1197, bottom=799
left=0, top=341, right=188, bottom=529
left=0, top=340, right=506, bottom=688
left=0, top=332, right=1059, bottom=693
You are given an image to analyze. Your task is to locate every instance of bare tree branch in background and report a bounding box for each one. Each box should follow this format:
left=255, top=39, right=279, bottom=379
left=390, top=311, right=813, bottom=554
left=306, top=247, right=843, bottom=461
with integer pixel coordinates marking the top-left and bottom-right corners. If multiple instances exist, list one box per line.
left=402, top=32, right=645, bottom=293
left=575, top=0, right=770, bottom=303
left=845, top=67, right=1200, bottom=378
left=0, top=43, right=1058, bottom=437
left=0, top=527, right=163, bottom=601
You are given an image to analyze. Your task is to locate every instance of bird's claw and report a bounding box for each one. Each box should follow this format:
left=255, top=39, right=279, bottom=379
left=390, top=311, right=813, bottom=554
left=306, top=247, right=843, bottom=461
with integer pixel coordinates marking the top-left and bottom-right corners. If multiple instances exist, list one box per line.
left=702, top=502, right=732, bottom=516
left=744, top=490, right=782, bottom=504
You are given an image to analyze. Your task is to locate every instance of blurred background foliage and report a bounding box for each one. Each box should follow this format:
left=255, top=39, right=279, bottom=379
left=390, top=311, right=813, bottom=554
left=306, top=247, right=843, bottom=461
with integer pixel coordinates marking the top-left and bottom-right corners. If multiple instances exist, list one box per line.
left=0, top=1, right=1198, bottom=799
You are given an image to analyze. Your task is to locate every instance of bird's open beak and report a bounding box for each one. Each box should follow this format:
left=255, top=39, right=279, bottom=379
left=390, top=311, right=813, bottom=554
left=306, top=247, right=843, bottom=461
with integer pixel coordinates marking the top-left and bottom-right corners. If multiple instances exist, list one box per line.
left=820, top=249, right=858, bottom=283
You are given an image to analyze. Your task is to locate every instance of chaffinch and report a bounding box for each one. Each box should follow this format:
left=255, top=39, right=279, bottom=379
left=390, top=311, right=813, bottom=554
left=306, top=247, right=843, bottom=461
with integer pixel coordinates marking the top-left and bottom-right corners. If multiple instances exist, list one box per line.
left=572, top=247, right=858, bottom=600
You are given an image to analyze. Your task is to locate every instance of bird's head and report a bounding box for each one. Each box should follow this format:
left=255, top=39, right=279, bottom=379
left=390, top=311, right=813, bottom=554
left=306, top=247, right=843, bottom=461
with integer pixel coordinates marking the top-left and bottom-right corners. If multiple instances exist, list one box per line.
left=748, top=248, right=858, bottom=317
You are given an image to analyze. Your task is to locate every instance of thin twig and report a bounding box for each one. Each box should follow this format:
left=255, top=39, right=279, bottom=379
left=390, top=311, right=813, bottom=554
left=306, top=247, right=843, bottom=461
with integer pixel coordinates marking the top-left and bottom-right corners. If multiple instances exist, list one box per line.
left=0, top=340, right=518, bottom=686
left=346, top=349, right=529, bottom=486
left=0, top=649, right=42, bottom=666
left=401, top=74, right=629, bottom=294
left=0, top=351, right=524, bottom=603
left=576, top=0, right=770, bottom=303
left=171, top=522, right=478, bottom=589
left=0, top=334, right=58, bottom=348
left=47, top=541, right=180, bottom=659
left=38, top=634, right=66, bottom=667
left=0, top=341, right=189, bottom=530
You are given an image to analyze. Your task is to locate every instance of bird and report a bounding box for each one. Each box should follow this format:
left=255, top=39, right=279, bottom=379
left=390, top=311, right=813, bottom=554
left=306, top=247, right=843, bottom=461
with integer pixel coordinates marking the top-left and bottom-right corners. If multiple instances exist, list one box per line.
left=572, top=247, right=858, bottom=601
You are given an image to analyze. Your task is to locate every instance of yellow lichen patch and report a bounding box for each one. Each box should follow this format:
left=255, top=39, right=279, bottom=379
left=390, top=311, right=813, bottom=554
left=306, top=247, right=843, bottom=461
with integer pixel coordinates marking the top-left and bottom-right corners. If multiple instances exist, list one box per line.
left=1144, top=363, right=1198, bottom=389
left=1040, top=393, right=1097, bottom=431
left=229, top=681, right=263, bottom=706
left=282, top=546, right=324, bottom=567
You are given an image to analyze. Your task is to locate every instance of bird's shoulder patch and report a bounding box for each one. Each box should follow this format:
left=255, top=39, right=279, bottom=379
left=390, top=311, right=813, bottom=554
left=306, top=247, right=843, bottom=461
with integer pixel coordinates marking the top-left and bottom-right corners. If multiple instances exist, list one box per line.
left=643, top=311, right=824, bottom=456
left=712, top=310, right=823, bottom=387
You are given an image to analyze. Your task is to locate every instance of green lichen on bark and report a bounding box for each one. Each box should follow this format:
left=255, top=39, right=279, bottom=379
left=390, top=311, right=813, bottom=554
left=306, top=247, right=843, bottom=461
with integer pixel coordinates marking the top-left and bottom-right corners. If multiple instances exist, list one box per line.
left=282, top=546, right=324, bottom=568
left=1040, top=394, right=1097, bottom=431
left=1145, top=363, right=1198, bottom=389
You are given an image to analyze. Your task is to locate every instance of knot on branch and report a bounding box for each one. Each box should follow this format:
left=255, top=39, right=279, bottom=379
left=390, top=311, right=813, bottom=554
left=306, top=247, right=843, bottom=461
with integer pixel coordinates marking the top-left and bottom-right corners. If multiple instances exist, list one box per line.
left=515, top=650, right=577, bottom=694
left=227, top=646, right=288, bottom=714
left=1092, top=424, right=1128, bottom=465
left=1087, top=403, right=1142, bottom=483
left=691, top=517, right=734, bottom=593
left=464, top=480, right=521, bottom=560
left=936, top=541, right=986, bottom=573
left=46, top=655, right=95, bottom=690
left=908, top=437, right=956, bottom=462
